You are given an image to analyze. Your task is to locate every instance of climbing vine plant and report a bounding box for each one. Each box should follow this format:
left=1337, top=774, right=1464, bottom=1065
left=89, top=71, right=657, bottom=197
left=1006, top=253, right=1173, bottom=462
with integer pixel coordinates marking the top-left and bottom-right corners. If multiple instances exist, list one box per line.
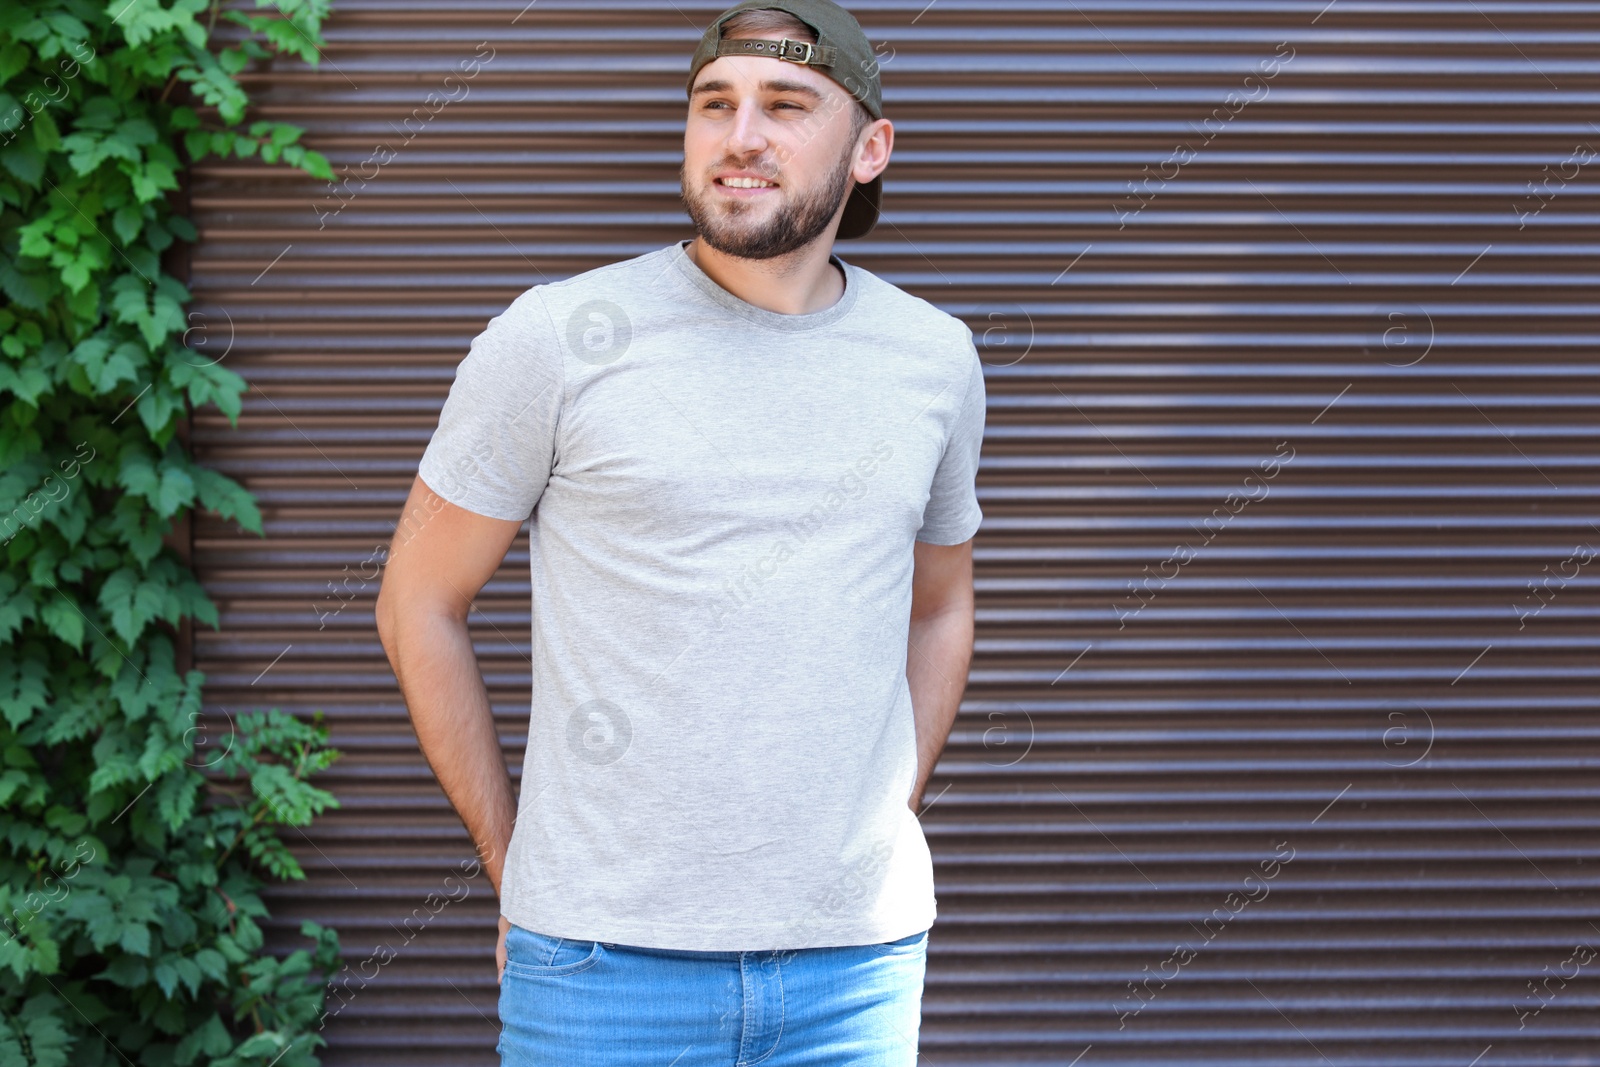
left=1, top=2, right=344, bottom=1064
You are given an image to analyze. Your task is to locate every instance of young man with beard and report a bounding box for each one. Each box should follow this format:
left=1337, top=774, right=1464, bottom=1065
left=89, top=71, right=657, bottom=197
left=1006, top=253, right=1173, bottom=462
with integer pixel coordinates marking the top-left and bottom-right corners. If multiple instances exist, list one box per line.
left=374, top=1, right=985, bottom=1062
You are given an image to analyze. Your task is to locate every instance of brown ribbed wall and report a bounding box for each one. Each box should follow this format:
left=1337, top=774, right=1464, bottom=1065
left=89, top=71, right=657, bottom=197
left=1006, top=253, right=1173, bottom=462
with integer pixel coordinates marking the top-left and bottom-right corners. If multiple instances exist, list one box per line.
left=184, top=2, right=1600, bottom=1064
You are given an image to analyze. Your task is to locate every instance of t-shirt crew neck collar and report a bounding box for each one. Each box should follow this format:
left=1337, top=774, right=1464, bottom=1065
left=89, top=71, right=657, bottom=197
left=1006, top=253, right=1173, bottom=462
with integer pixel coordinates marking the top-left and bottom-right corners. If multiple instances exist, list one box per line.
left=670, top=238, right=860, bottom=332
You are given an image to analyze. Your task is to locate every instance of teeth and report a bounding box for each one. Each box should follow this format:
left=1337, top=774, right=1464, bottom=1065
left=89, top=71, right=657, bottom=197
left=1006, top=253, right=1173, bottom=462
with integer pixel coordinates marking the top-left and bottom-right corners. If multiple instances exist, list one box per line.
left=720, top=177, right=774, bottom=188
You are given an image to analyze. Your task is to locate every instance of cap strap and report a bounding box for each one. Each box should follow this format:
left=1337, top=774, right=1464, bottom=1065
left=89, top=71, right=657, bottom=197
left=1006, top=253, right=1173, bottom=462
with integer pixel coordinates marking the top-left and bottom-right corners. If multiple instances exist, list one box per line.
left=713, top=36, right=837, bottom=68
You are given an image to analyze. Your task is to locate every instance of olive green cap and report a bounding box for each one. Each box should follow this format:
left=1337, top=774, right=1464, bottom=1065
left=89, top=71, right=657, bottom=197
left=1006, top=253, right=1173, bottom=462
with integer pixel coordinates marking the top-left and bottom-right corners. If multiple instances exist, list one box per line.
left=686, top=0, right=883, bottom=239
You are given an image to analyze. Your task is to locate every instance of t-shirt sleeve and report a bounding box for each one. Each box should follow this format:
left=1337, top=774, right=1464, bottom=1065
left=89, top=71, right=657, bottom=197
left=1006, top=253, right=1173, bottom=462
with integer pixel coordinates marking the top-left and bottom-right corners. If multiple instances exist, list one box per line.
left=415, top=287, right=564, bottom=522
left=915, top=340, right=986, bottom=545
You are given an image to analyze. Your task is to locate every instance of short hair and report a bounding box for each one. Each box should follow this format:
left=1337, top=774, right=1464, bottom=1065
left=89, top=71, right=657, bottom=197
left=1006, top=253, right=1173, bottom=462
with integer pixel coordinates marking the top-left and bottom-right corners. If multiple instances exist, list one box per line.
left=718, top=8, right=873, bottom=147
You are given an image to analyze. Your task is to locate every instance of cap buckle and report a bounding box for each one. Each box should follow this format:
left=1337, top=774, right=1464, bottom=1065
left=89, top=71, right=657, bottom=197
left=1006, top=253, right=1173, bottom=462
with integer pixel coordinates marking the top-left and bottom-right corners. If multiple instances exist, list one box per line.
left=777, top=38, right=816, bottom=65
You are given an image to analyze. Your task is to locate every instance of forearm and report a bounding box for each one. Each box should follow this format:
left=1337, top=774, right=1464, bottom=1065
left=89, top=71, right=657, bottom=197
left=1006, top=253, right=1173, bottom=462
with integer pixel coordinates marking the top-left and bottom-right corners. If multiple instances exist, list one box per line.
left=905, top=604, right=975, bottom=812
left=380, top=610, right=517, bottom=895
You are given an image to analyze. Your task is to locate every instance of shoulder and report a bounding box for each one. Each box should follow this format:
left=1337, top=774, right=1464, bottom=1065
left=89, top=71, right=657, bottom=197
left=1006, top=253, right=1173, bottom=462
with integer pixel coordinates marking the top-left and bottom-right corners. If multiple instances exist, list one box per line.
left=521, top=245, right=677, bottom=323
left=842, top=261, right=984, bottom=421
left=488, top=247, right=679, bottom=366
left=845, top=260, right=976, bottom=358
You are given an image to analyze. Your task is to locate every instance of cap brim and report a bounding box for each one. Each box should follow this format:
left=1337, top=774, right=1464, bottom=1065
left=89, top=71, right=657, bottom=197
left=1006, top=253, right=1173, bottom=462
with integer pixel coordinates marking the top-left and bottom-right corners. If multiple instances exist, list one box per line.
left=837, top=173, right=881, bottom=240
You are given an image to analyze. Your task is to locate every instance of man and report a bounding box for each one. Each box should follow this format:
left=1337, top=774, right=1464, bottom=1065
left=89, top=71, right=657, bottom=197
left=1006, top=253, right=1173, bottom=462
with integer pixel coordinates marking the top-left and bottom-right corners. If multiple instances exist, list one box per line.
left=373, top=1, right=985, bottom=1062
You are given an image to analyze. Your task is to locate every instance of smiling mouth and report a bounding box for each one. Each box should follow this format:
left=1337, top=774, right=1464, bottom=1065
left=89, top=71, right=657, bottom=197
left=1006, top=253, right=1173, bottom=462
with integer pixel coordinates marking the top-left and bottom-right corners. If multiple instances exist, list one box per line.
left=715, top=176, right=778, bottom=191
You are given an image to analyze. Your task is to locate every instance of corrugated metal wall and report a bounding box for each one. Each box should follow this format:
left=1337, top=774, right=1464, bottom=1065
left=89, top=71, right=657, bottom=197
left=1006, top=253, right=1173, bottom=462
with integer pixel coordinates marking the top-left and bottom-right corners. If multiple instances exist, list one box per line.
left=183, top=2, right=1600, bottom=1064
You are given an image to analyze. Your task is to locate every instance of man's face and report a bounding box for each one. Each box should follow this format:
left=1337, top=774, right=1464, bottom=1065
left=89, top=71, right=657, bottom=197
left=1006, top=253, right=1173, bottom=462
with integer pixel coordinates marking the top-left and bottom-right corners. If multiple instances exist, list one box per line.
left=683, top=51, right=864, bottom=259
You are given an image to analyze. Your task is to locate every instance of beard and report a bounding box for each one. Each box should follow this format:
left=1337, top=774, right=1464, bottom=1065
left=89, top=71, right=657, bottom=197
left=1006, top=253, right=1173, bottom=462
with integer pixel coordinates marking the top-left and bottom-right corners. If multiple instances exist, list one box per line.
left=679, top=146, right=855, bottom=260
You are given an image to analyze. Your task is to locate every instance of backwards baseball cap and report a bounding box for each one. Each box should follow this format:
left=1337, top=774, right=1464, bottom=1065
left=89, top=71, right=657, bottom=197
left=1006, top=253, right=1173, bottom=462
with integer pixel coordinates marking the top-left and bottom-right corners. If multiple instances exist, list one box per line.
left=686, top=0, right=884, bottom=239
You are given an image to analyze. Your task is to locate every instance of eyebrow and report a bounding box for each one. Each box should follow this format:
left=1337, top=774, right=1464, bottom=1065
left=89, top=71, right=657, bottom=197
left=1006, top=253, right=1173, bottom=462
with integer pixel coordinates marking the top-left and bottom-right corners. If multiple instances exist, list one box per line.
left=691, top=78, right=826, bottom=102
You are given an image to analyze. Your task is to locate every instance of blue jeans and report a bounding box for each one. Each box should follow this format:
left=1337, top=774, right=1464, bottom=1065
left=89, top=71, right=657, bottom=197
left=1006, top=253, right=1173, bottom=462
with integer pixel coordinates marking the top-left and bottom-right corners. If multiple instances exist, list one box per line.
left=497, top=923, right=929, bottom=1065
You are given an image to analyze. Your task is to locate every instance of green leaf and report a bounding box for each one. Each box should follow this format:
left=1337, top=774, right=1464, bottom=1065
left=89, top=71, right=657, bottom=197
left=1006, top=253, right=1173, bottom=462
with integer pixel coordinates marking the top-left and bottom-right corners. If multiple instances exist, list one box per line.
left=14, top=216, right=51, bottom=259
left=0, top=136, right=42, bottom=185
left=110, top=273, right=187, bottom=350
left=119, top=922, right=150, bottom=956
left=16, top=995, right=72, bottom=1067
left=0, top=42, right=29, bottom=87
left=32, top=107, right=59, bottom=153
left=42, top=13, right=90, bottom=42
left=62, top=127, right=140, bottom=174
left=112, top=203, right=143, bottom=244
left=173, top=954, right=202, bottom=996
left=136, top=381, right=179, bottom=435
left=129, top=157, right=178, bottom=202
left=153, top=959, right=179, bottom=998
left=98, top=567, right=167, bottom=645
left=97, top=955, right=149, bottom=988
left=117, top=117, right=158, bottom=147
left=193, top=464, right=262, bottom=533
left=0, top=352, right=53, bottom=403
left=106, top=495, right=168, bottom=563
left=154, top=767, right=197, bottom=831
left=297, top=146, right=336, bottom=182
left=118, top=0, right=202, bottom=49
left=116, top=449, right=159, bottom=501
left=232, top=1032, right=291, bottom=1058
left=0, top=646, right=50, bottom=727
left=0, top=256, right=53, bottom=311
left=174, top=1012, right=231, bottom=1064
left=70, top=335, right=142, bottom=392
left=193, top=948, right=228, bottom=982
left=43, top=687, right=108, bottom=744
left=0, top=767, right=35, bottom=806
left=38, top=594, right=86, bottom=649
left=0, top=3, right=345, bottom=1052
left=167, top=213, right=197, bottom=242
left=169, top=355, right=248, bottom=423
left=0, top=572, right=38, bottom=643
left=60, top=255, right=91, bottom=293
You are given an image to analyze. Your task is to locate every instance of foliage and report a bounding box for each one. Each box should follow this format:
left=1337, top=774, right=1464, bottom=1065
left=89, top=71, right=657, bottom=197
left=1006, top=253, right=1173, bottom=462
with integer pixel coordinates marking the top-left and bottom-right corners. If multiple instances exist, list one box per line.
left=0, top=1, right=343, bottom=1064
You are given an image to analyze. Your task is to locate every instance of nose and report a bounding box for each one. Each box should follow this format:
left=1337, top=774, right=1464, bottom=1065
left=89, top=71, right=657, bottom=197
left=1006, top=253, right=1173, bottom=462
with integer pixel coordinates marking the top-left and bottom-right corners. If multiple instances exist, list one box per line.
left=724, top=98, right=771, bottom=159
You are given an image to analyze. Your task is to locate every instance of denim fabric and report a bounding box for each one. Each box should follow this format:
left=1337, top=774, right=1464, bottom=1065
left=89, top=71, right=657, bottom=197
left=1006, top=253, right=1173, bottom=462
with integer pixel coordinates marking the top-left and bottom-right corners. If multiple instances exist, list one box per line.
left=497, top=922, right=929, bottom=1065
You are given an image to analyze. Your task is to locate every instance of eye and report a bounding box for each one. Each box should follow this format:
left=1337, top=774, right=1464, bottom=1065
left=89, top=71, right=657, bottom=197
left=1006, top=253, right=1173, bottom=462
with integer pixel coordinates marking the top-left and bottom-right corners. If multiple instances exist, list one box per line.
left=699, top=100, right=808, bottom=112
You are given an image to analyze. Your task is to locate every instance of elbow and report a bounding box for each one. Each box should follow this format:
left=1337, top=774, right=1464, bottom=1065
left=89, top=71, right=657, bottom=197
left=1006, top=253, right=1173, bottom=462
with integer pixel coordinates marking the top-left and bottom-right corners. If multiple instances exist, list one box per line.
left=374, top=585, right=402, bottom=658
left=374, top=583, right=466, bottom=661
left=910, top=588, right=975, bottom=628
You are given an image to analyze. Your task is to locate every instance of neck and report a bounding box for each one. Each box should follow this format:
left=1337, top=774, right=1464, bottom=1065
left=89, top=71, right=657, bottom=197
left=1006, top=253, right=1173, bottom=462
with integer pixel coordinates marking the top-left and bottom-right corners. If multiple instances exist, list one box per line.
left=685, top=236, right=846, bottom=316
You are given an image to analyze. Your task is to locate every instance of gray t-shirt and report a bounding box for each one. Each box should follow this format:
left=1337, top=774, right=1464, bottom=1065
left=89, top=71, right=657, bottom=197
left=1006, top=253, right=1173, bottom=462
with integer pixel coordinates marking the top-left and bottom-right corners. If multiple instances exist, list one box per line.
left=416, top=238, right=985, bottom=950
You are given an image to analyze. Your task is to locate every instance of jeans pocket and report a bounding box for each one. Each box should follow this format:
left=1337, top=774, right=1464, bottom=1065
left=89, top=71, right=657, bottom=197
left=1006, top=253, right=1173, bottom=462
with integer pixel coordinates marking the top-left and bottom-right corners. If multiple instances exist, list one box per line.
left=502, top=924, right=603, bottom=978
left=865, top=928, right=929, bottom=958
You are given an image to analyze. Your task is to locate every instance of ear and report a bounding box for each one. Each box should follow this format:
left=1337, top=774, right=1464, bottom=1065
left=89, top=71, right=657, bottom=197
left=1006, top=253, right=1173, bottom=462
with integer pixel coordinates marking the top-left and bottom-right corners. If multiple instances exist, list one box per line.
left=853, top=117, right=893, bottom=184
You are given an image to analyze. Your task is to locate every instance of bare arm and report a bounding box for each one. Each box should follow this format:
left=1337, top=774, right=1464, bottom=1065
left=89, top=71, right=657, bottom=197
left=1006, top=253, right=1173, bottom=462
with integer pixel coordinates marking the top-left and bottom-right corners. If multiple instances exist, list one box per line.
left=374, top=475, right=524, bottom=977
left=905, top=537, right=977, bottom=813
